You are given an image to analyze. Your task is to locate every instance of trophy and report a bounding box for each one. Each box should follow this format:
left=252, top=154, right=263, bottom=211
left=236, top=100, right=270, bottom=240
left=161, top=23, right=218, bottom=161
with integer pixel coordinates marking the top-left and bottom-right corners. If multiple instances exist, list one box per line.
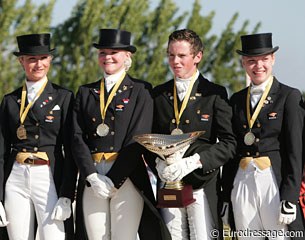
left=133, top=131, right=204, bottom=208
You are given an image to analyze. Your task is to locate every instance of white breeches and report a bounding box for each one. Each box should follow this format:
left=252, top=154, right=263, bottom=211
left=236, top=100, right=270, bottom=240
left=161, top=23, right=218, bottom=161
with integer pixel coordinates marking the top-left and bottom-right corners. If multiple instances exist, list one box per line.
left=231, top=162, right=288, bottom=240
left=83, top=161, right=144, bottom=240
left=161, top=188, right=214, bottom=240
left=5, top=162, right=64, bottom=240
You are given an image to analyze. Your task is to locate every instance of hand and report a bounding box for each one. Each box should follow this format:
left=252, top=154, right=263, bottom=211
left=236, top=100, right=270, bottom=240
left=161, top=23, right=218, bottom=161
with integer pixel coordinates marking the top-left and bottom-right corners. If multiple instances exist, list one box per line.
left=278, top=200, right=297, bottom=225
left=155, top=157, right=168, bottom=182
left=87, top=173, right=116, bottom=199
left=165, top=144, right=190, bottom=165
left=220, top=202, right=230, bottom=226
left=51, top=197, right=71, bottom=221
left=0, top=202, right=9, bottom=227
left=161, top=153, right=201, bottom=182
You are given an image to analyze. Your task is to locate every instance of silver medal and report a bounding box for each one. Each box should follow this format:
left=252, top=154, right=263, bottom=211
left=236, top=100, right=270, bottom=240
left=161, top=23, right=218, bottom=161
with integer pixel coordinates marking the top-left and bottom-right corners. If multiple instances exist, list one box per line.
left=96, top=123, right=110, bottom=137
left=171, top=128, right=184, bottom=135
left=244, top=131, right=255, bottom=146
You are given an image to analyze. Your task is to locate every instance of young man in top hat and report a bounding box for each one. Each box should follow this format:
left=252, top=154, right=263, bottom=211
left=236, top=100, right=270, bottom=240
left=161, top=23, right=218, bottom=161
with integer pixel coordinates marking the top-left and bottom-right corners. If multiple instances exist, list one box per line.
left=221, top=33, right=305, bottom=239
left=0, top=33, right=77, bottom=240
left=72, top=28, right=171, bottom=240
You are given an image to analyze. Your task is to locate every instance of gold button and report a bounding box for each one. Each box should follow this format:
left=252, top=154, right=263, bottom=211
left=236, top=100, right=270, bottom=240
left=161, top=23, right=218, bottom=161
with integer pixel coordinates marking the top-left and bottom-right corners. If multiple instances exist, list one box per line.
left=35, top=135, right=39, bottom=139
left=243, top=125, right=247, bottom=129
left=33, top=147, right=38, bottom=151
left=172, top=119, right=176, bottom=123
left=257, top=123, right=261, bottom=127
left=256, top=138, right=260, bottom=142
left=246, top=152, right=250, bottom=156
left=111, top=116, right=115, bottom=121
left=197, top=110, right=200, bottom=114
left=256, top=152, right=259, bottom=156
left=111, top=131, right=115, bottom=135
left=93, top=133, right=97, bottom=137
left=22, top=148, right=27, bottom=152
left=92, top=118, right=96, bottom=122
left=36, top=122, right=39, bottom=126
left=110, top=146, right=114, bottom=151
left=185, top=120, right=190, bottom=124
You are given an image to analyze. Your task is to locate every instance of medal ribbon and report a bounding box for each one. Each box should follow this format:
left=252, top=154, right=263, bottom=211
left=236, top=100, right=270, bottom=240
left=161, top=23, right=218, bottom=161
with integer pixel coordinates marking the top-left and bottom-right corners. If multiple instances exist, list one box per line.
left=173, top=71, right=197, bottom=128
left=246, top=76, right=273, bottom=129
left=100, top=72, right=126, bottom=122
left=19, top=80, right=48, bottom=125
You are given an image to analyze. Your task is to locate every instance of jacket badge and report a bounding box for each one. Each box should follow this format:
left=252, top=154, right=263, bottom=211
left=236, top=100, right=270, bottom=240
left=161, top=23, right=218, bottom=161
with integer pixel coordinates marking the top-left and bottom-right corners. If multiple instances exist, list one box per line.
left=195, top=93, right=202, bottom=97
left=45, top=115, right=54, bottom=123
left=93, top=89, right=100, bottom=95
left=115, top=104, right=125, bottom=111
left=268, top=112, right=277, bottom=120
left=201, top=114, right=210, bottom=121
left=122, top=98, right=129, bottom=104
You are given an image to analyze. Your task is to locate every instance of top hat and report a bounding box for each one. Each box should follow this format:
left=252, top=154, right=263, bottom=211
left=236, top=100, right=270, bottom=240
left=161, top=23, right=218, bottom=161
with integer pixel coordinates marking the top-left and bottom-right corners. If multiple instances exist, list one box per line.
left=236, top=33, right=279, bottom=56
left=93, top=29, right=137, bottom=53
left=13, top=33, right=55, bottom=57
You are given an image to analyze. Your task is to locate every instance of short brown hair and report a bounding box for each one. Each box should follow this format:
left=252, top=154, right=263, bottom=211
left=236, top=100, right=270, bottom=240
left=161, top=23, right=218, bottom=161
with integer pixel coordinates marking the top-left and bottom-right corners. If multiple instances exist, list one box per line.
left=167, top=29, right=204, bottom=56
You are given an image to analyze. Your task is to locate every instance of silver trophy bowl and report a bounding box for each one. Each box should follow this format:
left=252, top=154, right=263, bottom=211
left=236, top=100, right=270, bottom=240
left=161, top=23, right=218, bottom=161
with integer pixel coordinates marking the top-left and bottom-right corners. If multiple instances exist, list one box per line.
left=133, top=131, right=205, bottom=157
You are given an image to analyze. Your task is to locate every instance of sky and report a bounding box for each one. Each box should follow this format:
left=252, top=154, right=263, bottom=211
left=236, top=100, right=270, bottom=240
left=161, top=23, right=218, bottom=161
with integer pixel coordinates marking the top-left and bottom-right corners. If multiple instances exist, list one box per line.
left=39, top=0, right=305, bottom=91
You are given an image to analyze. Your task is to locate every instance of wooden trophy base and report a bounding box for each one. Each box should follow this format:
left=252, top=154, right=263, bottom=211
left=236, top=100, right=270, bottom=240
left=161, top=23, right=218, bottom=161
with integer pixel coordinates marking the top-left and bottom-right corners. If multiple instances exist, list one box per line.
left=157, top=184, right=195, bottom=208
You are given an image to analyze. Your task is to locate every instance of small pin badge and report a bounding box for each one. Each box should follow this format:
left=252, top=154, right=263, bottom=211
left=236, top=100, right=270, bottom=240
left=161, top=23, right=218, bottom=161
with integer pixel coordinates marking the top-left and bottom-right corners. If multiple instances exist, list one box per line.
left=115, top=104, right=124, bottom=111
left=268, top=112, right=277, bottom=120
left=201, top=114, right=210, bottom=121
left=45, top=115, right=54, bottom=122
left=122, top=98, right=129, bottom=104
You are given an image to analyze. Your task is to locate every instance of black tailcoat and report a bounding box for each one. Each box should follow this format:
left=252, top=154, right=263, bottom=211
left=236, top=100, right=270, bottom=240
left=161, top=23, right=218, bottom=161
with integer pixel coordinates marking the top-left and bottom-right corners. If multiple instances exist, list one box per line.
left=72, top=74, right=171, bottom=240
left=0, top=81, right=78, bottom=239
left=222, top=78, right=305, bottom=237
left=150, top=74, right=236, bottom=238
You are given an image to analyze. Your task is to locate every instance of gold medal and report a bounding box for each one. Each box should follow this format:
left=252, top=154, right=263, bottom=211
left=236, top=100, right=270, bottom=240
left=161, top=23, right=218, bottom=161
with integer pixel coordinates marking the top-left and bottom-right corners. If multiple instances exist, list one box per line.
left=171, top=128, right=184, bottom=135
left=96, top=123, right=110, bottom=137
left=244, top=131, right=255, bottom=146
left=16, top=125, right=27, bottom=140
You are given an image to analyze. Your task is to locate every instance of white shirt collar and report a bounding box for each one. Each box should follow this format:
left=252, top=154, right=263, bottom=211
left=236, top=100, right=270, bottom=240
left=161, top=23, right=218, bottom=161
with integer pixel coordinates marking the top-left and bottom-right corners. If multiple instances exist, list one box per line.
left=103, top=68, right=126, bottom=92
left=175, top=70, right=199, bottom=101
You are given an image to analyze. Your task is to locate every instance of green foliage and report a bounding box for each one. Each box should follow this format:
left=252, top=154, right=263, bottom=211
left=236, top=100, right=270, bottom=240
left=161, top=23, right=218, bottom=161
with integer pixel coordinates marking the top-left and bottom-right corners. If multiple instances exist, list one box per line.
left=0, top=0, right=55, bottom=97
left=0, top=0, right=260, bottom=98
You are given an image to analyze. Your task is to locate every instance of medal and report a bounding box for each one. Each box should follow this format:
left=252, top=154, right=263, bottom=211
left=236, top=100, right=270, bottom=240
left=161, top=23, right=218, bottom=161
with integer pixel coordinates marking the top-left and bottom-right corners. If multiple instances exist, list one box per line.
left=171, top=128, right=184, bottom=135
left=96, top=123, right=109, bottom=137
left=244, top=131, right=255, bottom=146
left=16, top=125, right=27, bottom=140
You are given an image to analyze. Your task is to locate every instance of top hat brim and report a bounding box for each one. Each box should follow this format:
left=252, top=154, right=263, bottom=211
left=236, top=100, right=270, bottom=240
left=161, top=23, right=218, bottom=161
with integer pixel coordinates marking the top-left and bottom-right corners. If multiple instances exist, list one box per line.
left=13, top=48, right=56, bottom=57
left=236, top=46, right=279, bottom=57
left=93, top=43, right=137, bottom=53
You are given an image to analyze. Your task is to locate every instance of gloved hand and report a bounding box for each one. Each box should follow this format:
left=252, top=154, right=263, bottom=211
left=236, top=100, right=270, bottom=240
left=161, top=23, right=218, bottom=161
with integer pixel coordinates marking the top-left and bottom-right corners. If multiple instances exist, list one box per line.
left=278, top=200, right=297, bottom=225
left=165, top=144, right=190, bottom=165
left=161, top=153, right=201, bottom=182
left=0, top=202, right=9, bottom=227
left=155, top=157, right=168, bottom=182
left=51, top=197, right=71, bottom=221
left=87, top=173, right=116, bottom=199
left=220, top=202, right=230, bottom=226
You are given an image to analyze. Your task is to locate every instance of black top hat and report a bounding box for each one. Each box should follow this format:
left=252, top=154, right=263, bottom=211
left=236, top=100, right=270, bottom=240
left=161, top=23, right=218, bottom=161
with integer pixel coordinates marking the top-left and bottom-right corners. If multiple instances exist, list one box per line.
left=236, top=33, right=279, bottom=56
left=93, top=29, right=137, bottom=53
left=13, top=33, right=55, bottom=57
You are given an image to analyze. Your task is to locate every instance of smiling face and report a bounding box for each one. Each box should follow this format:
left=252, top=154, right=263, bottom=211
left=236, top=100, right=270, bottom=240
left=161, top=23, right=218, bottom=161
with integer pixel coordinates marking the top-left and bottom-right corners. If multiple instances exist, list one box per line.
left=167, top=40, right=202, bottom=79
left=19, top=54, right=52, bottom=82
left=98, top=49, right=131, bottom=75
left=241, top=53, right=275, bottom=85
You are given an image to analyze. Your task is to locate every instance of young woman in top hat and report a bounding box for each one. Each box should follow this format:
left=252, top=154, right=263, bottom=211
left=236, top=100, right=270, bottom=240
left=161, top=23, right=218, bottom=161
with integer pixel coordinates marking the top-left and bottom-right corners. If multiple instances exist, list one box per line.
left=0, top=33, right=78, bottom=239
left=72, top=28, right=171, bottom=240
left=221, top=33, right=305, bottom=239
